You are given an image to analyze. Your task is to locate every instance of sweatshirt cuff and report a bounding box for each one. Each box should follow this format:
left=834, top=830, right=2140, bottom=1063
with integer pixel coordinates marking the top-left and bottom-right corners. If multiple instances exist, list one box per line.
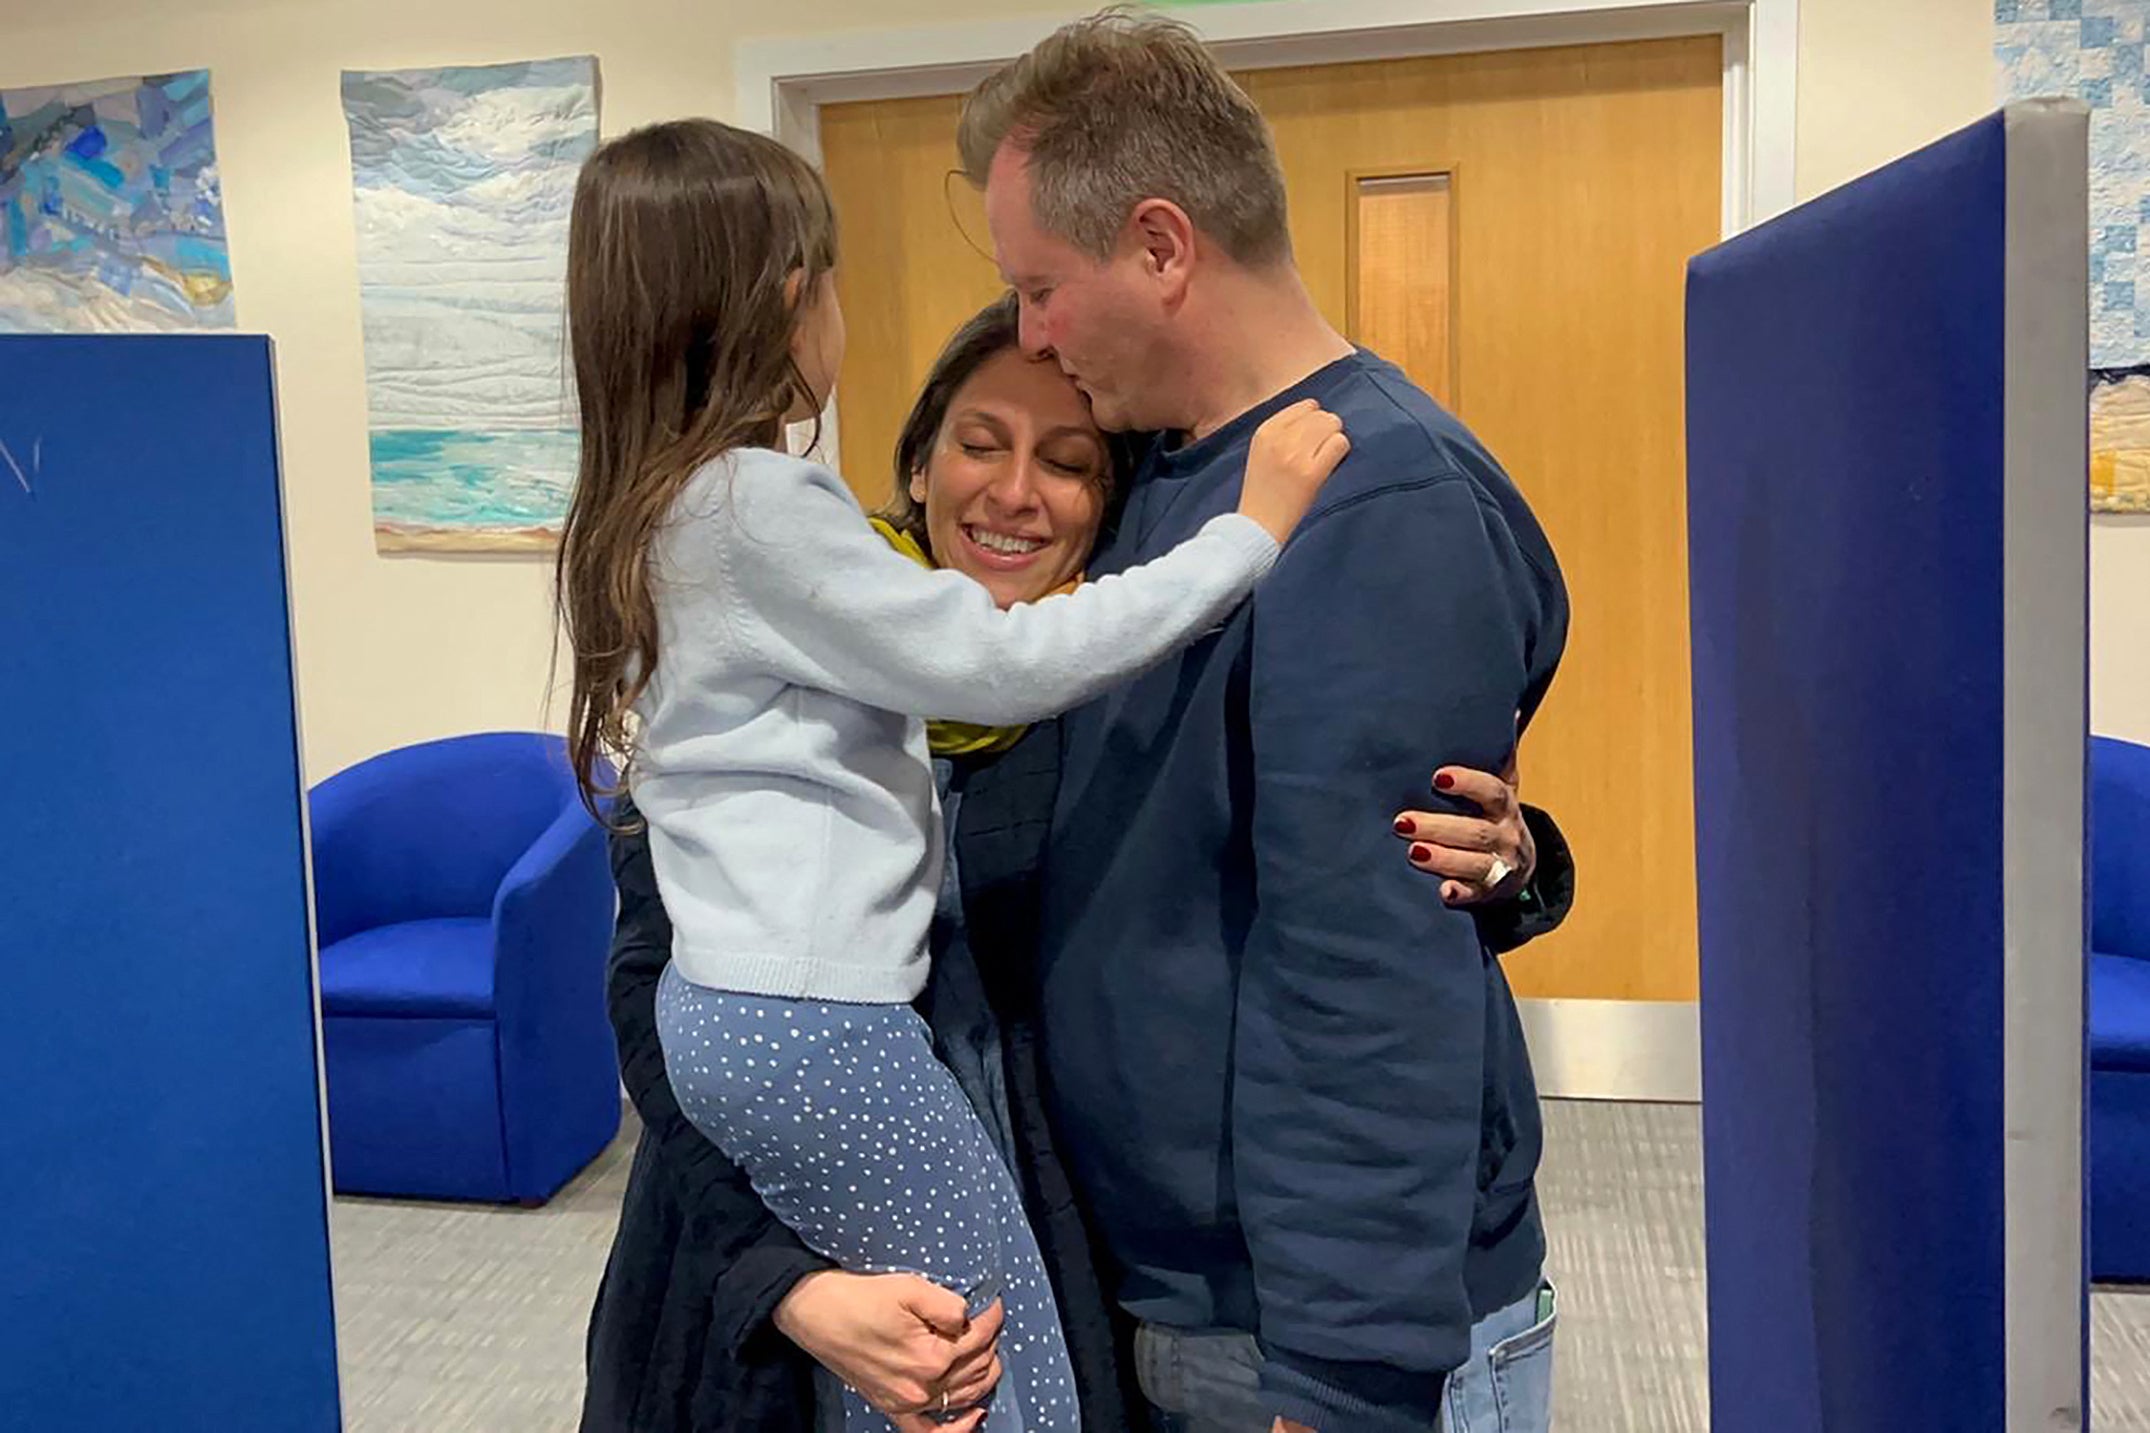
left=1474, top=803, right=1575, bottom=955
left=1259, top=1345, right=1448, bottom=1433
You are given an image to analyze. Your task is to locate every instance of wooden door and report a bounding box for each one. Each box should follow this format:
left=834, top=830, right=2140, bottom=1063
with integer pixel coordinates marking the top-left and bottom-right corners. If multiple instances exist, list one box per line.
left=819, top=37, right=1722, bottom=1001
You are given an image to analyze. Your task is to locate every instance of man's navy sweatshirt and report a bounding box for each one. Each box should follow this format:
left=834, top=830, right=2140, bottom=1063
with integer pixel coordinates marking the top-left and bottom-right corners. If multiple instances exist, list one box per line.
left=1034, top=349, right=1568, bottom=1432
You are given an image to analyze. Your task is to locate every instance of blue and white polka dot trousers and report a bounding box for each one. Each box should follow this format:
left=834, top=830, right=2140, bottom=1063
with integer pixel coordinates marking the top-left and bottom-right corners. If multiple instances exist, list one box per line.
left=656, top=964, right=1079, bottom=1433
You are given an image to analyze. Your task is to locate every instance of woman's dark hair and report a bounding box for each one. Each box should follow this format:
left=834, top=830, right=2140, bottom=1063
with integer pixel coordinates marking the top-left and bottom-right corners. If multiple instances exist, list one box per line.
left=876, top=291, right=1137, bottom=552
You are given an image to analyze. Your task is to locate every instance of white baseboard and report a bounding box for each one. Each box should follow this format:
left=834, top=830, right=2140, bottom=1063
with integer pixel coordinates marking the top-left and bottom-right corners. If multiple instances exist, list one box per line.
left=1517, top=998, right=1700, bottom=1103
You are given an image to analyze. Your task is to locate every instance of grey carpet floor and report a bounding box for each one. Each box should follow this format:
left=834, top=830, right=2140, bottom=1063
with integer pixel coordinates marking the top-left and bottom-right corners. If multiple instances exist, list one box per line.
left=328, top=1100, right=2150, bottom=1430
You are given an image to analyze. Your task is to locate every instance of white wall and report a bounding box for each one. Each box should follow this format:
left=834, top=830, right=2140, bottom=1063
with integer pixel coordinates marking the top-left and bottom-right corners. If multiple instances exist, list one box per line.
left=2092, top=519, right=2150, bottom=745
left=8, top=0, right=2143, bottom=773
left=1793, top=0, right=1993, bottom=199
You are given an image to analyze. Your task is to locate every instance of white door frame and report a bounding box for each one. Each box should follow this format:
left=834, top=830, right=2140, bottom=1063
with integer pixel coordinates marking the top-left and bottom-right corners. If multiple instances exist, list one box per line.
left=735, top=0, right=1797, bottom=1102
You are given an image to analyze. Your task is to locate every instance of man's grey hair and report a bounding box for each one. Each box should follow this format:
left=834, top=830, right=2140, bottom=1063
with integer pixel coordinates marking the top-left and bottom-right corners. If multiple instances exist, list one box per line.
left=957, top=6, right=1292, bottom=268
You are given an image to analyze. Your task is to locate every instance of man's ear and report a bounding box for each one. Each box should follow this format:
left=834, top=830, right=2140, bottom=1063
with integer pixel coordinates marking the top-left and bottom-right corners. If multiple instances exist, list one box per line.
left=1127, top=198, right=1196, bottom=284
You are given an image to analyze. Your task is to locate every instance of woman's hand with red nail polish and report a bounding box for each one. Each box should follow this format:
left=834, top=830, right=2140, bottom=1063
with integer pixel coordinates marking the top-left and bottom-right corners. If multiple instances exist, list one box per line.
left=1392, top=762, right=1534, bottom=904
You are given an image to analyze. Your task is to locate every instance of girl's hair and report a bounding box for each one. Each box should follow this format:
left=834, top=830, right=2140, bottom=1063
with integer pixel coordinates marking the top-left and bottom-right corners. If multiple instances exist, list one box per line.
left=554, top=119, right=838, bottom=819
left=876, top=290, right=1137, bottom=553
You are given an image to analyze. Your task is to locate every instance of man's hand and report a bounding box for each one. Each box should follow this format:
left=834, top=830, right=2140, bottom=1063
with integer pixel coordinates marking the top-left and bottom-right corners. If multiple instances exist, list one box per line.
left=1392, top=758, right=1534, bottom=906
left=774, top=1270, right=1003, bottom=1430
left=1273, top=1420, right=1318, bottom=1433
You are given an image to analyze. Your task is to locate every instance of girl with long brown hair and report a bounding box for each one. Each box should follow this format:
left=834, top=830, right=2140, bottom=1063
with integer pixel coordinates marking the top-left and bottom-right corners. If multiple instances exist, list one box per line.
left=555, top=118, right=1346, bottom=1433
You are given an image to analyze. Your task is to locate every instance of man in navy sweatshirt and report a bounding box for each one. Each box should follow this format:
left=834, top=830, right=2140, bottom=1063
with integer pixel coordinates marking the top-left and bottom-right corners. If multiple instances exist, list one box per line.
left=959, top=13, right=1569, bottom=1433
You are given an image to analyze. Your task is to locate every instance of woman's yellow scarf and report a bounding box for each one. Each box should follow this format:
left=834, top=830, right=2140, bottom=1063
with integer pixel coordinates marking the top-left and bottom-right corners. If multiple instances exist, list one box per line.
left=868, top=516, right=1078, bottom=757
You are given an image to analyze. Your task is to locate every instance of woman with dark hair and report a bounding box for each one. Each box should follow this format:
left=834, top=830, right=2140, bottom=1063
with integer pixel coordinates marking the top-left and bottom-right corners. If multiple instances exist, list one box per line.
left=579, top=294, right=1573, bottom=1433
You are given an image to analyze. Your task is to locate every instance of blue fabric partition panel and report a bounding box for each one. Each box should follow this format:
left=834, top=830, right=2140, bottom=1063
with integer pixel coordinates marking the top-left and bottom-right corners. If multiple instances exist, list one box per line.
left=0, top=336, right=341, bottom=1430
left=1687, top=104, right=2089, bottom=1432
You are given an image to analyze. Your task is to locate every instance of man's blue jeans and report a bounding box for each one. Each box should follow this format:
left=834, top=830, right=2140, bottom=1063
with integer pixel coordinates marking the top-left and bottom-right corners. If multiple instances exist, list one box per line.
left=1135, top=1281, right=1557, bottom=1433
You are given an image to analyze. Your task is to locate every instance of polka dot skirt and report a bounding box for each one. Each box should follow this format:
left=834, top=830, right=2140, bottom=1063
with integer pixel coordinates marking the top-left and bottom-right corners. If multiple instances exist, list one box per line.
left=658, top=964, right=1080, bottom=1432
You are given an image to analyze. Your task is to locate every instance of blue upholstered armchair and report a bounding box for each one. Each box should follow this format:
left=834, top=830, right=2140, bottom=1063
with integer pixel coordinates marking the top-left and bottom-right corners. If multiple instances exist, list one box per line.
left=309, top=732, right=620, bottom=1203
left=2093, top=735, right=2150, bottom=1280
